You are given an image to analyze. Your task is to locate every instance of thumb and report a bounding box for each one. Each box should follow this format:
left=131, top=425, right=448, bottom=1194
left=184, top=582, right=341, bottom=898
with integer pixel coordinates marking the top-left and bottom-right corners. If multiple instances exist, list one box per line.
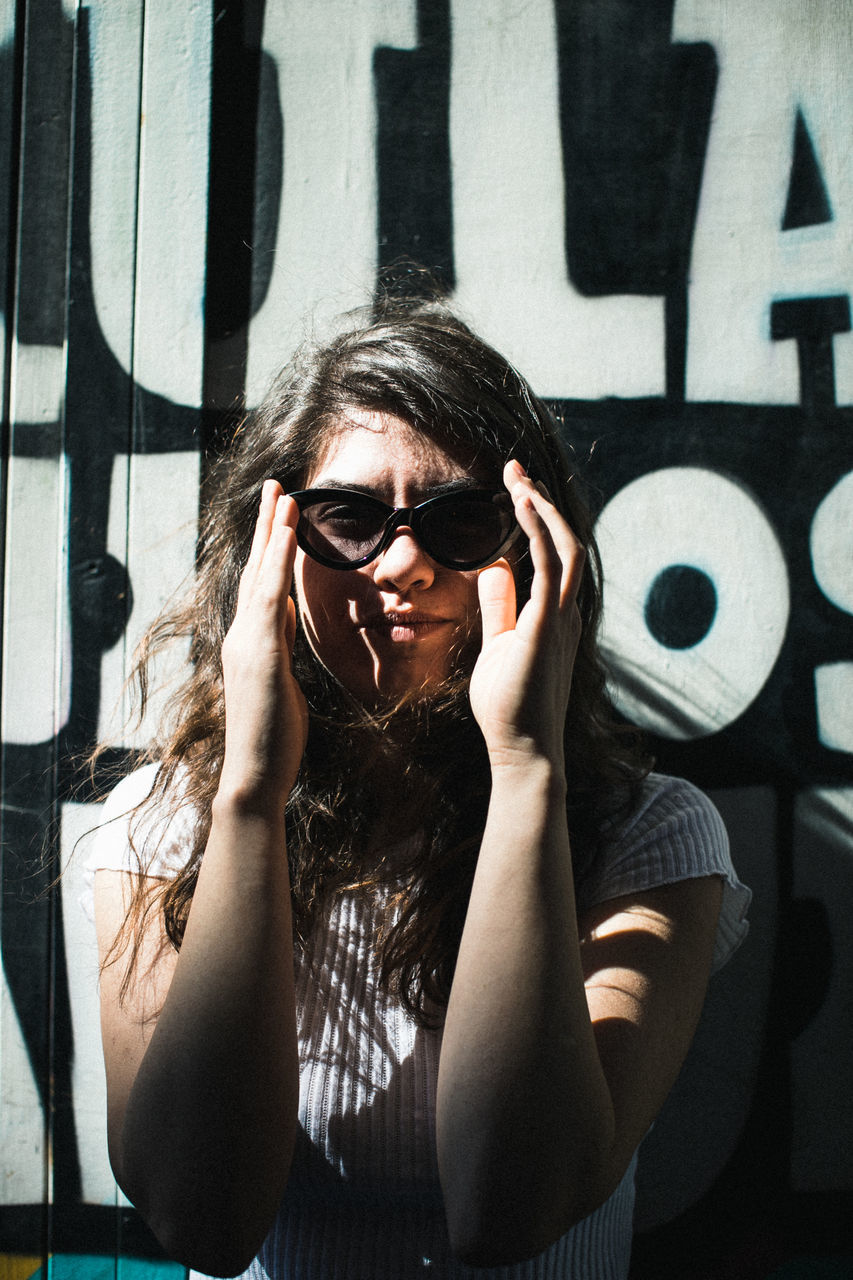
left=477, top=559, right=517, bottom=645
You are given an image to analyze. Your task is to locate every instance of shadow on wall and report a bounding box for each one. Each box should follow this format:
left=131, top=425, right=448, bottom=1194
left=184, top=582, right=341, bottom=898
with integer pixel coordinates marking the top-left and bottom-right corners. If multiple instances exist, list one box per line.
left=631, top=786, right=852, bottom=1278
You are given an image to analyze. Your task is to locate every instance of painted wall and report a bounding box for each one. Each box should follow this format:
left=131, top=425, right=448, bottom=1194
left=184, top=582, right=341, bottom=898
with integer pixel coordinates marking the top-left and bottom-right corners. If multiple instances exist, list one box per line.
left=1, top=2, right=850, bottom=1276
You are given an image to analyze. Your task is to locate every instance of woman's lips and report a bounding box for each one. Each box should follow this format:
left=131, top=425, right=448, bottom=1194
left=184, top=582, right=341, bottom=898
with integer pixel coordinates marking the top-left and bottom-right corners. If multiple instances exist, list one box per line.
left=360, top=611, right=451, bottom=641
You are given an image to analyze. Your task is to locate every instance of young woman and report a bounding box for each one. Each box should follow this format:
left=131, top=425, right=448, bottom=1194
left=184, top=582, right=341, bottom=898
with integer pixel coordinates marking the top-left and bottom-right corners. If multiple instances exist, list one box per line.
left=89, top=303, right=749, bottom=1279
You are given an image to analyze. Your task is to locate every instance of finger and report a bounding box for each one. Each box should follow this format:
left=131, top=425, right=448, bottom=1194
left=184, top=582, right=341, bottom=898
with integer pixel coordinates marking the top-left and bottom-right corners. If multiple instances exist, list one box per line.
left=504, top=462, right=564, bottom=546
left=513, top=490, right=562, bottom=603
left=477, top=559, right=517, bottom=645
left=252, top=478, right=285, bottom=554
left=247, top=480, right=285, bottom=574
left=239, top=479, right=286, bottom=605
left=256, top=495, right=299, bottom=601
left=505, top=462, right=584, bottom=608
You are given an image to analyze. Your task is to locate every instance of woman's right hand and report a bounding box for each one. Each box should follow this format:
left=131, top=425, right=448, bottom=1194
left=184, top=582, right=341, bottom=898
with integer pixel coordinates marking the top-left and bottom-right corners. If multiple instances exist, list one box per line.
left=218, top=479, right=309, bottom=810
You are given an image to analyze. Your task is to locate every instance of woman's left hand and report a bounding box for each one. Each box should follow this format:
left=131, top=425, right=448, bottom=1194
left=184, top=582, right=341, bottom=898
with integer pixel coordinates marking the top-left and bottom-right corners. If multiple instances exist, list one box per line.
left=469, top=459, right=585, bottom=769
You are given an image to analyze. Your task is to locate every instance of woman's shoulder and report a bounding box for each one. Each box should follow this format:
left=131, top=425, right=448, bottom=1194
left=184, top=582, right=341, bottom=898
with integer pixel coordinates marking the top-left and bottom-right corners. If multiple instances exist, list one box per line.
left=98, top=761, right=161, bottom=823
left=581, top=772, right=751, bottom=972
left=611, top=772, right=729, bottom=858
left=86, top=762, right=195, bottom=881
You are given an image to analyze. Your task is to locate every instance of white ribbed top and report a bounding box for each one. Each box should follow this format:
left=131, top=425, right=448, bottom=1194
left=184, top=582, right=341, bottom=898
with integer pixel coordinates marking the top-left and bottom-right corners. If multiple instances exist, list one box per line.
left=87, top=770, right=749, bottom=1280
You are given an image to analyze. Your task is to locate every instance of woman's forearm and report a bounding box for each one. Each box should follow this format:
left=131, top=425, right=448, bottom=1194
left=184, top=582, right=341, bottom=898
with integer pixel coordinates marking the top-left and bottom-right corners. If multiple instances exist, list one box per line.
left=436, top=757, right=614, bottom=1266
left=115, top=796, right=299, bottom=1275
left=105, top=487, right=308, bottom=1274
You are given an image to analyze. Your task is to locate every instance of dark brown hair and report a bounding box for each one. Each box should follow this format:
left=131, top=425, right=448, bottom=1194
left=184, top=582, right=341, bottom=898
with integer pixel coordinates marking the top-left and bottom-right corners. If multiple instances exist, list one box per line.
left=110, top=300, right=650, bottom=1023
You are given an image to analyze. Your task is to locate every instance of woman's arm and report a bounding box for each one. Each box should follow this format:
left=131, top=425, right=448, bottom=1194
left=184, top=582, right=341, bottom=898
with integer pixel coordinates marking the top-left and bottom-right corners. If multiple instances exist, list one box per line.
left=95, top=482, right=307, bottom=1277
left=436, top=462, right=722, bottom=1266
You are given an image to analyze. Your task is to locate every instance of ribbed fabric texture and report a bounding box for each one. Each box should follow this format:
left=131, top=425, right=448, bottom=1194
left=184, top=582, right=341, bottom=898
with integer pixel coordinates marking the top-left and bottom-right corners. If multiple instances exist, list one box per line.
left=578, top=773, right=750, bottom=973
left=86, top=769, right=749, bottom=1280
left=222, top=889, right=638, bottom=1280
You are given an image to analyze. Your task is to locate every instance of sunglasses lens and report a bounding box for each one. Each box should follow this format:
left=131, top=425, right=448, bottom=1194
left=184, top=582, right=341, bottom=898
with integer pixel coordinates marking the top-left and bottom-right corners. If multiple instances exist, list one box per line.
left=294, top=489, right=518, bottom=570
left=298, top=496, right=387, bottom=565
left=420, top=493, right=515, bottom=568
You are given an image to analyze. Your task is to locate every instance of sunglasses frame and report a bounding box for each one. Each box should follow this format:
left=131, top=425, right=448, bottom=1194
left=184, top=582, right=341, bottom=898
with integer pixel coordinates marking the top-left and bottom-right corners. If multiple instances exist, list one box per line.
left=288, top=487, right=521, bottom=571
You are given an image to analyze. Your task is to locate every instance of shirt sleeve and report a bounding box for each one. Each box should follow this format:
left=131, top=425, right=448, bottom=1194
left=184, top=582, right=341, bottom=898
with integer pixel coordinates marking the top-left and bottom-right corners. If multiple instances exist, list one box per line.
left=80, top=763, right=195, bottom=920
left=578, top=773, right=751, bottom=973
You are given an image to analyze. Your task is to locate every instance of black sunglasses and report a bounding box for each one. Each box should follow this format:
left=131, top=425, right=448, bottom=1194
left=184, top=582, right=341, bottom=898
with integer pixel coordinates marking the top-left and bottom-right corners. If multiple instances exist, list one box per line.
left=289, top=487, right=521, bottom=571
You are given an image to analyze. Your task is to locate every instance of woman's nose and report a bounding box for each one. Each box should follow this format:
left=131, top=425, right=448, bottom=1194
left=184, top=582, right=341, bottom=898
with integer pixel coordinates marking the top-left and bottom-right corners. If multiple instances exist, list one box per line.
left=372, top=526, right=436, bottom=592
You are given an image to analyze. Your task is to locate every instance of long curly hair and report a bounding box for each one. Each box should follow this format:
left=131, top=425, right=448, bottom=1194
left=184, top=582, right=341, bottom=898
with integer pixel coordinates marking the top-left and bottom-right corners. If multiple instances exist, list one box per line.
left=109, top=301, right=650, bottom=1025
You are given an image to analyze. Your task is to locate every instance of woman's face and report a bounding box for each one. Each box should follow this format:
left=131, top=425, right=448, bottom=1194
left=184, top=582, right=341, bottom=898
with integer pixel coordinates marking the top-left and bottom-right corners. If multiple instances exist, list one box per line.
left=293, top=410, right=493, bottom=705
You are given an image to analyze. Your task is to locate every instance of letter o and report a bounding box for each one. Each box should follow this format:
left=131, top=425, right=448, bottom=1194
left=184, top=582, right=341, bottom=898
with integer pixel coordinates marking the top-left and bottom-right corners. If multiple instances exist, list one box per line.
left=810, top=470, right=853, bottom=615
left=810, top=470, right=853, bottom=752
left=594, top=467, right=790, bottom=740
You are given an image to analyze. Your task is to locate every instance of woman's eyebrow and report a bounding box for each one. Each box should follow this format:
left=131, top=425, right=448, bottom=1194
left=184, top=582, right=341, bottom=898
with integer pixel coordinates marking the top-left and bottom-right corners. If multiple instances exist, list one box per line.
left=308, top=479, right=384, bottom=496
left=309, top=477, right=489, bottom=500
left=426, top=477, right=491, bottom=497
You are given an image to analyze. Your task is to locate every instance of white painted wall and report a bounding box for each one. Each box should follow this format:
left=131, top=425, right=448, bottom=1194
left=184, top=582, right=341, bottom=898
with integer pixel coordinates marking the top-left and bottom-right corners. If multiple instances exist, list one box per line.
left=0, top=0, right=850, bottom=1225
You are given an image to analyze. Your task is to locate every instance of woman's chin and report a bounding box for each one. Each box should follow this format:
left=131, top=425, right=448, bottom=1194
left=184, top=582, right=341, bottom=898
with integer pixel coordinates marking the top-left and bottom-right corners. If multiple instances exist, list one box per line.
left=366, top=666, right=448, bottom=709
left=306, top=624, right=478, bottom=711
